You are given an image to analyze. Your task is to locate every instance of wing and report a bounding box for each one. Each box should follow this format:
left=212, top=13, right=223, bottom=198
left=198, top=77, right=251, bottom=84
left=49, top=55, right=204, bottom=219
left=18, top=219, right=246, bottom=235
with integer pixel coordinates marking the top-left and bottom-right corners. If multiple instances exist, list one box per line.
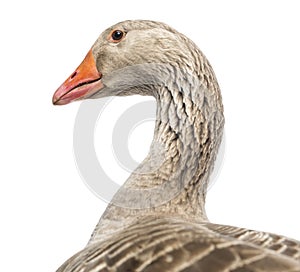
left=57, top=218, right=300, bottom=272
left=206, top=223, right=300, bottom=262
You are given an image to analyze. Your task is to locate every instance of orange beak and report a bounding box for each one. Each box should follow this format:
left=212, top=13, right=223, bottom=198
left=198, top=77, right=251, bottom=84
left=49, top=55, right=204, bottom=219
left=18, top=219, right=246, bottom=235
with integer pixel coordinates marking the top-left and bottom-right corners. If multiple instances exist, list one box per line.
left=52, top=49, right=103, bottom=105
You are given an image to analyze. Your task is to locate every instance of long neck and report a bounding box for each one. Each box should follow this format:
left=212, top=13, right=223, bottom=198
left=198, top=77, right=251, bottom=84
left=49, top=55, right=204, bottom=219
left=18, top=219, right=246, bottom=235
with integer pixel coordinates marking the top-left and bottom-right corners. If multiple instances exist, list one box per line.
left=89, top=63, right=224, bottom=244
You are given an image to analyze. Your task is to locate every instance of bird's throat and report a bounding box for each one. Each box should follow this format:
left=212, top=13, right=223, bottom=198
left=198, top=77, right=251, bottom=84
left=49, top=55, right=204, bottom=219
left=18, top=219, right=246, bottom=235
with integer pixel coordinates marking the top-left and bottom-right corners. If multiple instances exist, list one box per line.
left=89, top=66, right=224, bottom=244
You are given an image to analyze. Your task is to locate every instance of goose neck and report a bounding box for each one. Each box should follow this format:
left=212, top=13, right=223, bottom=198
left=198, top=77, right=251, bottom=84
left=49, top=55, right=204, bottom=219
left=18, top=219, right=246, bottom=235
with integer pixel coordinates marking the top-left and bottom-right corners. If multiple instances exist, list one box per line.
left=89, top=63, right=224, bottom=244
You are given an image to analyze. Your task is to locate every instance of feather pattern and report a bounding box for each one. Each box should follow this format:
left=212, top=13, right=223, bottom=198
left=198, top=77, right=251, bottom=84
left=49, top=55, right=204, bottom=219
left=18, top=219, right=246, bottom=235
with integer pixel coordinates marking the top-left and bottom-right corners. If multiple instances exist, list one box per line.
left=57, top=218, right=300, bottom=272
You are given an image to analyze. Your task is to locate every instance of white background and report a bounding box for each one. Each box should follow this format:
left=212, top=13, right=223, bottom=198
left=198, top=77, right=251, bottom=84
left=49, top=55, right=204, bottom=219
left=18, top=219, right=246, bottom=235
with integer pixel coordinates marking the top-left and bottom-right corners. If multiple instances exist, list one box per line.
left=1, top=1, right=300, bottom=271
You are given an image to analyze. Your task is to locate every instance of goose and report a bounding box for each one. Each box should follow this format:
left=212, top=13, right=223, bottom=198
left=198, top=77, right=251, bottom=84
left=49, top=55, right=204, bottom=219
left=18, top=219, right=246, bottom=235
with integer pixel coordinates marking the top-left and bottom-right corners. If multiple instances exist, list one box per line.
left=52, top=20, right=300, bottom=272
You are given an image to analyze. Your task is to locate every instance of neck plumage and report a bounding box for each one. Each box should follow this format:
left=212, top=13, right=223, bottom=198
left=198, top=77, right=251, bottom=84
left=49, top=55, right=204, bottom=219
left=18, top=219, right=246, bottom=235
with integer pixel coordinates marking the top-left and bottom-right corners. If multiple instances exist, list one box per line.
left=89, top=62, right=224, bottom=244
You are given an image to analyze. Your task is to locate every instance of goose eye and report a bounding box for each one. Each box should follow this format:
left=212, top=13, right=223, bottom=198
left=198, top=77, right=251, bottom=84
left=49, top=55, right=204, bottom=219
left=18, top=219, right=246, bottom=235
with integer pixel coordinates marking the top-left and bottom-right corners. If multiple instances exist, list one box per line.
left=109, top=30, right=125, bottom=42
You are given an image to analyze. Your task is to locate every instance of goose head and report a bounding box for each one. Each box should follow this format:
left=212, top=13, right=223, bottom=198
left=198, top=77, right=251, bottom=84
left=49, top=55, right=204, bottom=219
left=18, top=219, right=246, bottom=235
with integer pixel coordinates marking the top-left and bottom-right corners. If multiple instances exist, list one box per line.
left=53, top=20, right=205, bottom=105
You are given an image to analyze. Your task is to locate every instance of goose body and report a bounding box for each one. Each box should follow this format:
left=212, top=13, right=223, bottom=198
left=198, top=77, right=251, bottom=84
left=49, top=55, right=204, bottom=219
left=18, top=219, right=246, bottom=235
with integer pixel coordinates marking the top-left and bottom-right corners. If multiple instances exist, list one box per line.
left=53, top=20, right=300, bottom=271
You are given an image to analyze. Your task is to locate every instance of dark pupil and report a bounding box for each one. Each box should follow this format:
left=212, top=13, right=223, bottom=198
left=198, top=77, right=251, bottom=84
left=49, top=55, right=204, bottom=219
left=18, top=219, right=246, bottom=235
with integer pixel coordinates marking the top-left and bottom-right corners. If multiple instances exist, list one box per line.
left=112, top=30, right=123, bottom=41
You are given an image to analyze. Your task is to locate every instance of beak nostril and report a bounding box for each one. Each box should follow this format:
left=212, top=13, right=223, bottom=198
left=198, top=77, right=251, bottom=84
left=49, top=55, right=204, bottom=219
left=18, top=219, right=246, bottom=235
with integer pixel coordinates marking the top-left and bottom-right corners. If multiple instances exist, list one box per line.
left=70, top=71, right=77, bottom=79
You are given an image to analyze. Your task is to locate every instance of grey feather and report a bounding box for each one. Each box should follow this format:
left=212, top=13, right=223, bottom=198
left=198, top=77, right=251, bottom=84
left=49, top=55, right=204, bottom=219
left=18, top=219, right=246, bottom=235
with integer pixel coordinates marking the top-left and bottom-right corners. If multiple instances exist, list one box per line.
left=54, top=20, right=300, bottom=271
